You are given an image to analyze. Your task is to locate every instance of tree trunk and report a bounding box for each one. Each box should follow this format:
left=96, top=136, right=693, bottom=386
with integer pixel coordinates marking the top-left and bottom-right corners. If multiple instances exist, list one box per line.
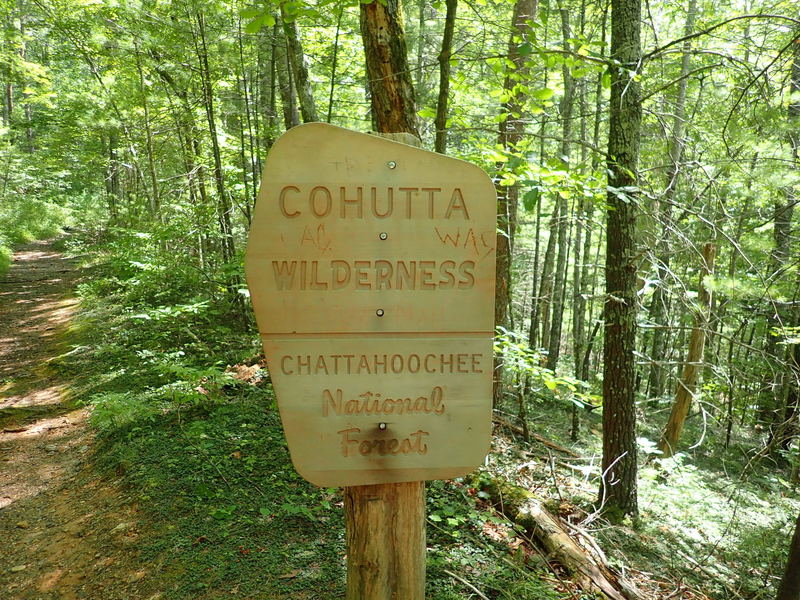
left=194, top=11, right=235, bottom=264
left=493, top=0, right=537, bottom=406
left=576, top=5, right=606, bottom=382
left=274, top=20, right=300, bottom=130
left=658, top=242, right=716, bottom=457
left=599, top=0, right=642, bottom=518
left=528, top=189, right=543, bottom=349
left=545, top=7, right=576, bottom=371
left=345, top=483, right=426, bottom=600
left=776, top=513, right=800, bottom=600
left=539, top=211, right=557, bottom=350
left=258, top=26, right=278, bottom=147
left=434, top=0, right=457, bottom=154
left=360, top=0, right=419, bottom=136
left=134, top=40, right=160, bottom=219
left=237, top=19, right=259, bottom=220
left=348, top=7, right=424, bottom=599
left=327, top=5, right=343, bottom=123
left=414, top=0, right=428, bottom=104
left=280, top=7, right=318, bottom=123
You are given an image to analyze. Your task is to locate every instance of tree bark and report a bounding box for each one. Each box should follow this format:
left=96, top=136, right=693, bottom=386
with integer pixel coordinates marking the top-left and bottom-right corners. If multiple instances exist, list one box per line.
left=274, top=20, right=300, bottom=130
left=539, top=211, right=557, bottom=350
left=280, top=7, right=318, bottom=123
left=236, top=19, right=259, bottom=220
left=777, top=513, right=800, bottom=600
left=133, top=40, right=160, bottom=219
left=348, top=8, right=424, bottom=599
left=434, top=0, right=457, bottom=154
left=327, top=5, right=343, bottom=123
left=194, top=11, right=235, bottom=264
left=599, top=0, right=642, bottom=518
left=344, top=483, right=425, bottom=600
left=545, top=7, right=576, bottom=371
left=359, top=0, right=419, bottom=136
left=493, top=0, right=537, bottom=406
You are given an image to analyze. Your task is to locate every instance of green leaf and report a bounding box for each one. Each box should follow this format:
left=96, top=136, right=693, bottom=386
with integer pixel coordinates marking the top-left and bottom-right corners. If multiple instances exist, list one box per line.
left=523, top=187, right=540, bottom=211
left=532, top=87, right=554, bottom=100
left=244, top=19, right=264, bottom=34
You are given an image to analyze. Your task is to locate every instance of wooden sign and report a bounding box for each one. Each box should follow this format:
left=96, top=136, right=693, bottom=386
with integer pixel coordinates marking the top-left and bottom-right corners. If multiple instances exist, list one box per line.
left=245, top=123, right=496, bottom=487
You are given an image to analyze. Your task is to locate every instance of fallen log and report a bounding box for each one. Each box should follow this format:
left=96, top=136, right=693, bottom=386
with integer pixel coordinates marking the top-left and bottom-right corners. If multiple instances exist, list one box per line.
left=516, top=499, right=644, bottom=600
left=493, top=416, right=580, bottom=457
left=470, top=472, right=644, bottom=600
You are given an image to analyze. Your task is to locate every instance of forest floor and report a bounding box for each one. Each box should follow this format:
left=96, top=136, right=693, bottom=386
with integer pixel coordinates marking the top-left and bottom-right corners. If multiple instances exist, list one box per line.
left=2, top=237, right=798, bottom=600
left=0, top=240, right=155, bottom=600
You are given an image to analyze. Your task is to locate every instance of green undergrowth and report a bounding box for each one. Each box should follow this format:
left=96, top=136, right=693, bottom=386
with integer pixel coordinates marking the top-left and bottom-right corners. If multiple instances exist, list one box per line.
left=55, top=230, right=566, bottom=599
left=489, top=386, right=800, bottom=599
left=60, top=228, right=800, bottom=599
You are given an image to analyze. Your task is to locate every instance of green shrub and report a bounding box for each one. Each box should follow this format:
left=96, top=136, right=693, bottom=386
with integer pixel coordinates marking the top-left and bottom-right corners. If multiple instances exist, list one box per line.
left=0, top=243, right=11, bottom=276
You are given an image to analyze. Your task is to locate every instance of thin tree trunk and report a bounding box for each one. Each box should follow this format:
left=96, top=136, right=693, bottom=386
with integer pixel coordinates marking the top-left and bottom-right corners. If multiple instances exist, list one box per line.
left=237, top=19, right=259, bottom=218
left=539, top=213, right=558, bottom=349
left=194, top=11, right=235, bottom=264
left=327, top=5, right=343, bottom=123
left=107, top=131, right=120, bottom=223
left=658, top=243, right=716, bottom=457
left=434, top=0, right=457, bottom=153
left=134, top=40, right=160, bottom=219
left=274, top=21, right=300, bottom=130
left=545, top=6, right=576, bottom=371
left=494, top=0, right=538, bottom=406
left=415, top=0, right=427, bottom=103
left=577, top=5, right=607, bottom=382
left=258, top=26, right=278, bottom=147
left=528, top=190, right=543, bottom=349
left=280, top=7, right=318, bottom=123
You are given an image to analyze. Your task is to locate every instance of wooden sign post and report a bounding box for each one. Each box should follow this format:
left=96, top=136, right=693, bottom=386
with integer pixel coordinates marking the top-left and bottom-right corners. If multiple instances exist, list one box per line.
left=245, top=123, right=496, bottom=598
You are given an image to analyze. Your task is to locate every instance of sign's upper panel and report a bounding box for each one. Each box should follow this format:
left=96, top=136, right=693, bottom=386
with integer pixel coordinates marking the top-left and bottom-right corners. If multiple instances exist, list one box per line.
left=245, top=123, right=497, bottom=335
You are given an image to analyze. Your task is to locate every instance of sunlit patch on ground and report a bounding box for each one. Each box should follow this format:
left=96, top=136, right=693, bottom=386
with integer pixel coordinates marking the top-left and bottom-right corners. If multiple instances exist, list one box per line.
left=0, top=240, right=145, bottom=599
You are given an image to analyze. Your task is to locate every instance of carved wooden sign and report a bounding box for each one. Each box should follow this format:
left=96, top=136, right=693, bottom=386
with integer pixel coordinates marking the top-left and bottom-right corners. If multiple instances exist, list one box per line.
left=245, top=123, right=496, bottom=487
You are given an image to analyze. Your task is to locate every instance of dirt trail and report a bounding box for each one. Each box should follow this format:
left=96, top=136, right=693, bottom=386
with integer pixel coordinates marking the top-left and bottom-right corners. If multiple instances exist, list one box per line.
left=0, top=240, right=154, bottom=600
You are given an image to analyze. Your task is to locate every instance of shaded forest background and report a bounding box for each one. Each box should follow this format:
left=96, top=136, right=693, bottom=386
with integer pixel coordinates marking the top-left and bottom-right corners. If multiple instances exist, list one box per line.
left=1, top=0, right=800, bottom=597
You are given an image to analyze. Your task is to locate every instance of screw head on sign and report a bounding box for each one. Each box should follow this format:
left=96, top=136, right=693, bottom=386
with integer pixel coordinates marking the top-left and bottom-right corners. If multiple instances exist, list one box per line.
left=376, top=309, right=385, bottom=317
left=379, top=232, right=388, bottom=240
left=387, top=161, right=397, bottom=169
left=378, top=422, right=387, bottom=431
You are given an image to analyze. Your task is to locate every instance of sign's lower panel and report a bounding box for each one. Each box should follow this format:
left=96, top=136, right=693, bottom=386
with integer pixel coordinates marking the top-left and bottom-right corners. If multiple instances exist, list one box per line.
left=262, top=336, right=493, bottom=487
